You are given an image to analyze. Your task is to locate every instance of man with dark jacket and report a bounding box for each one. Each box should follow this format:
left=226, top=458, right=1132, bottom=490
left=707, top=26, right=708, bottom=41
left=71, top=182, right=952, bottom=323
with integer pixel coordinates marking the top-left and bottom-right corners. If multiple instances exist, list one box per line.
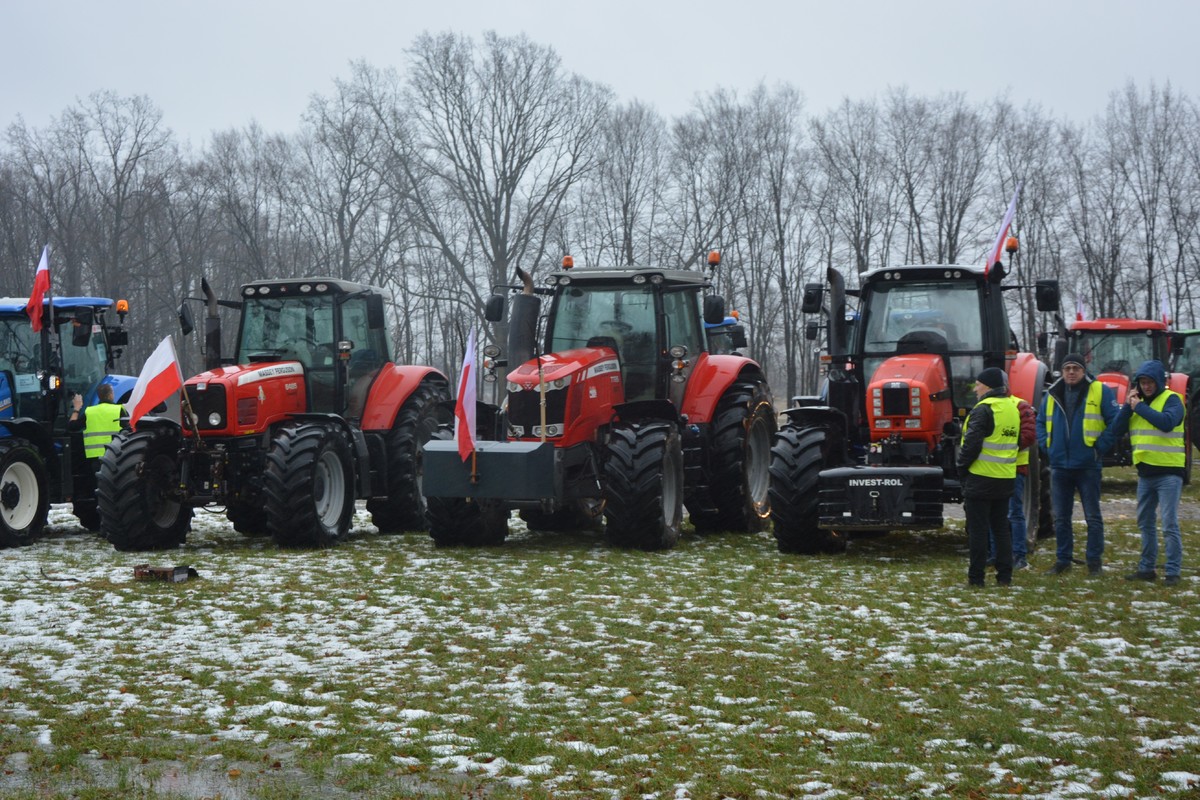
left=1111, top=360, right=1186, bottom=586
left=1036, top=353, right=1119, bottom=575
left=958, top=368, right=1020, bottom=587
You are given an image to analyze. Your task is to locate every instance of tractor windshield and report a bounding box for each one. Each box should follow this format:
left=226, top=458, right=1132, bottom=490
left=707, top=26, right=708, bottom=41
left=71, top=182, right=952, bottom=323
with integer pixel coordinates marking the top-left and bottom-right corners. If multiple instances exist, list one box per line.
left=860, top=280, right=986, bottom=410
left=59, top=321, right=109, bottom=401
left=549, top=284, right=659, bottom=399
left=1069, top=330, right=1164, bottom=380
left=238, top=296, right=337, bottom=368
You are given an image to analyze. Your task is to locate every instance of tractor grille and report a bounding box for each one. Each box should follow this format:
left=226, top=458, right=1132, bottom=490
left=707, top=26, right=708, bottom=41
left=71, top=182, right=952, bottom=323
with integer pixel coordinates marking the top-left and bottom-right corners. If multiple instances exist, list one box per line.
left=507, top=386, right=568, bottom=438
left=185, top=384, right=228, bottom=430
left=881, top=384, right=911, bottom=416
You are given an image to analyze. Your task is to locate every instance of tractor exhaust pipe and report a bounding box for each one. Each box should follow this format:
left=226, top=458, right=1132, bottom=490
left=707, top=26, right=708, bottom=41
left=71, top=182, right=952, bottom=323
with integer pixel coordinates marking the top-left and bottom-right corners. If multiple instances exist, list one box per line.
left=201, top=277, right=222, bottom=372
left=827, top=267, right=847, bottom=358
left=507, top=267, right=540, bottom=368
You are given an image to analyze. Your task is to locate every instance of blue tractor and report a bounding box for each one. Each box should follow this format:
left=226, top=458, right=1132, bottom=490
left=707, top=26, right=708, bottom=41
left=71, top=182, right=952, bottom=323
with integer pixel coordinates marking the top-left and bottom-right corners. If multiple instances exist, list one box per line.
left=0, top=296, right=134, bottom=545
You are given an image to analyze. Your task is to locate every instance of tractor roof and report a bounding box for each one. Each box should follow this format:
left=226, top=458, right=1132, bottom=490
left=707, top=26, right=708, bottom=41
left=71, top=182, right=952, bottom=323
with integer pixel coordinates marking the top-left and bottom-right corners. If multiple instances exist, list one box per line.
left=547, top=266, right=711, bottom=287
left=860, top=264, right=987, bottom=282
left=239, top=277, right=383, bottom=299
left=0, top=296, right=115, bottom=314
left=1070, top=318, right=1168, bottom=332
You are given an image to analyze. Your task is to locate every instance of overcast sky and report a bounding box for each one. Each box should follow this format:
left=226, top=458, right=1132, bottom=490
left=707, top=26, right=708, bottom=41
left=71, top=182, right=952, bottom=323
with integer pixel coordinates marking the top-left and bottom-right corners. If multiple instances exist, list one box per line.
left=5, top=0, right=1197, bottom=146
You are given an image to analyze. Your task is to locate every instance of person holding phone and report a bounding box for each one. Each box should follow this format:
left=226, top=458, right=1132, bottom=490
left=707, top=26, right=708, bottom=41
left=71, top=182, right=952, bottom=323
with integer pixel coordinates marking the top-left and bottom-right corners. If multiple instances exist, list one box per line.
left=1111, top=360, right=1186, bottom=586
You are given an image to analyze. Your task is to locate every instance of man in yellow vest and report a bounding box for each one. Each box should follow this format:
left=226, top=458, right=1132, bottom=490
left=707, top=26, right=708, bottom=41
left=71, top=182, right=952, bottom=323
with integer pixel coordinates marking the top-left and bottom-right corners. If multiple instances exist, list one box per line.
left=957, top=368, right=1021, bottom=587
left=67, top=384, right=128, bottom=475
left=1111, top=360, right=1186, bottom=586
left=1036, top=353, right=1119, bottom=575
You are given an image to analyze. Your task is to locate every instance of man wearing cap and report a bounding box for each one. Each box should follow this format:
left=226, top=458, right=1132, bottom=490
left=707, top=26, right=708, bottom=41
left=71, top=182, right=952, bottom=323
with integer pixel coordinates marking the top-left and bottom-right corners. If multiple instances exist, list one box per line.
left=1036, top=353, right=1119, bottom=575
left=958, top=367, right=1021, bottom=586
left=1110, top=360, right=1186, bottom=586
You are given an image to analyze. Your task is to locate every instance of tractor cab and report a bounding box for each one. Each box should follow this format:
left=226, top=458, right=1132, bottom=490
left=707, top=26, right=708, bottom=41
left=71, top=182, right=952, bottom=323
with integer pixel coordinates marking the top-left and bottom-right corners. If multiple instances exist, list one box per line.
left=1063, top=319, right=1169, bottom=402
left=232, top=279, right=390, bottom=416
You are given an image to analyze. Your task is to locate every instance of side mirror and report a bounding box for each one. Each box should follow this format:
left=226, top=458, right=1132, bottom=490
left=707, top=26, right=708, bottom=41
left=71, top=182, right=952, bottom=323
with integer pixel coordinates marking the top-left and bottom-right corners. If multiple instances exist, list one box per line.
left=107, top=328, right=129, bottom=347
left=728, top=325, right=748, bottom=349
left=71, top=308, right=93, bottom=347
left=1035, top=279, right=1060, bottom=312
left=1170, top=335, right=1185, bottom=355
left=1036, top=331, right=1048, bottom=352
left=366, top=294, right=386, bottom=329
left=801, top=283, right=824, bottom=315
left=179, top=302, right=195, bottom=337
left=805, top=319, right=820, bottom=341
left=703, top=295, right=726, bottom=325
left=484, top=294, right=506, bottom=323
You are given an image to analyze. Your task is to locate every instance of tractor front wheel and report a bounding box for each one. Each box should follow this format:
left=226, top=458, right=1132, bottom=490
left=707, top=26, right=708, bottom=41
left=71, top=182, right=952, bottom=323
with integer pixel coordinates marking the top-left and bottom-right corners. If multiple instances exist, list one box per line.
left=768, top=425, right=845, bottom=554
left=99, top=429, right=192, bottom=551
left=264, top=424, right=356, bottom=547
left=0, top=440, right=49, bottom=548
left=604, top=422, right=683, bottom=550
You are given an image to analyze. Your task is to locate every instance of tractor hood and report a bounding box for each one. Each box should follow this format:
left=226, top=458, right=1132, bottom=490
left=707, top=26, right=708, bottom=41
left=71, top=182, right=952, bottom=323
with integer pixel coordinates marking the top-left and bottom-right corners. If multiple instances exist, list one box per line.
left=183, top=360, right=308, bottom=436
left=505, top=346, right=620, bottom=392
left=864, top=354, right=955, bottom=451
left=504, top=346, right=622, bottom=446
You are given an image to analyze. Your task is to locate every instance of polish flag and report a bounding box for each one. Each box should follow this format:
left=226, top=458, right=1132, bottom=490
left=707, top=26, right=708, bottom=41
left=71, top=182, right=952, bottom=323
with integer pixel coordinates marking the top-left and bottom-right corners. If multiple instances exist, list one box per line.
left=25, top=245, right=51, bottom=332
left=985, top=183, right=1023, bottom=277
left=1161, top=287, right=1171, bottom=326
left=126, top=336, right=184, bottom=428
left=454, top=326, right=477, bottom=461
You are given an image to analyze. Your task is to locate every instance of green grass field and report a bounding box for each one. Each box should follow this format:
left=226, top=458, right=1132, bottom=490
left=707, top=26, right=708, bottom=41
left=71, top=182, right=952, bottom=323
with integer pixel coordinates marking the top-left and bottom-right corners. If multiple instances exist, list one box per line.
left=0, top=473, right=1196, bottom=799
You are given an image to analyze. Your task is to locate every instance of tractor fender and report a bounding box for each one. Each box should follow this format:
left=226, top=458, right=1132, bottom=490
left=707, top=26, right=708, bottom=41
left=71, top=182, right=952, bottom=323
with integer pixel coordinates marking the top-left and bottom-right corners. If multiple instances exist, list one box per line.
left=1167, top=371, right=1189, bottom=398
left=1007, top=353, right=1048, bottom=406
left=0, top=418, right=55, bottom=456
left=680, top=354, right=764, bottom=425
left=132, top=416, right=183, bottom=437
left=360, top=366, right=450, bottom=432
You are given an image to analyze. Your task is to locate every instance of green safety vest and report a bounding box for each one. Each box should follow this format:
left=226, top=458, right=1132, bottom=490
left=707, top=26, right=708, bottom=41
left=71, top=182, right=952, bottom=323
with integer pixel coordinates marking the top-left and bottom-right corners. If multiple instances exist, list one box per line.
left=1044, top=380, right=1105, bottom=447
left=82, top=402, right=124, bottom=459
left=1130, top=390, right=1186, bottom=468
left=963, top=396, right=1020, bottom=479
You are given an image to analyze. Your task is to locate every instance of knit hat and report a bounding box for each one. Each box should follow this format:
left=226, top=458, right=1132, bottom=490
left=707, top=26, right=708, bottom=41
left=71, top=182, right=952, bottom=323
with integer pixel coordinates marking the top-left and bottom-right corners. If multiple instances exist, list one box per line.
left=976, top=367, right=1008, bottom=390
left=1061, top=353, right=1086, bottom=370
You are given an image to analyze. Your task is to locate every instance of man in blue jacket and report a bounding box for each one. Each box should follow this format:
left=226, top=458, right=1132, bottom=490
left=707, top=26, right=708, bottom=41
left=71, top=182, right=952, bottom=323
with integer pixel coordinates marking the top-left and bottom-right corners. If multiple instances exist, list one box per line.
left=1110, top=360, right=1186, bottom=586
left=1036, top=353, right=1119, bottom=575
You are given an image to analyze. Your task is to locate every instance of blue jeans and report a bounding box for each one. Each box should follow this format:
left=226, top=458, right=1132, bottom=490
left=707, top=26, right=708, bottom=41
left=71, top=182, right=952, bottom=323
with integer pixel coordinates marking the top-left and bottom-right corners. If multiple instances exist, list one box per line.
left=1136, top=474, right=1183, bottom=577
left=989, top=472, right=1028, bottom=562
left=1052, top=468, right=1104, bottom=565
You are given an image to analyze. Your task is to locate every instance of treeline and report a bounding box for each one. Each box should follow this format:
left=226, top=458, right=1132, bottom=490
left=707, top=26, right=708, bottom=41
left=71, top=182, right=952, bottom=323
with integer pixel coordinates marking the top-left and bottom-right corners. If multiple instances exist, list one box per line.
left=2, top=31, right=1198, bottom=398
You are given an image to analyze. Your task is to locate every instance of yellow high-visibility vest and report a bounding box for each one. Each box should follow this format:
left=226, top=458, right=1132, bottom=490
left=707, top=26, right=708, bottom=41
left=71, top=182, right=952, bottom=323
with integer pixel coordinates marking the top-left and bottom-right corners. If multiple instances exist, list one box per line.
left=1130, top=390, right=1186, bottom=468
left=963, top=396, right=1020, bottom=479
left=82, top=402, right=123, bottom=459
left=1045, top=380, right=1105, bottom=447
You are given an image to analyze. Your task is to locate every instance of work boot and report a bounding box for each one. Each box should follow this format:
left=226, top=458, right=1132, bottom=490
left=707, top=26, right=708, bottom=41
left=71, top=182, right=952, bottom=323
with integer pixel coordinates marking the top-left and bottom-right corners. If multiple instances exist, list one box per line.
left=1013, top=558, right=1030, bottom=571
left=1163, top=575, right=1181, bottom=586
left=1045, top=562, right=1071, bottom=575
left=1087, top=562, right=1103, bottom=576
left=1124, top=570, right=1157, bottom=582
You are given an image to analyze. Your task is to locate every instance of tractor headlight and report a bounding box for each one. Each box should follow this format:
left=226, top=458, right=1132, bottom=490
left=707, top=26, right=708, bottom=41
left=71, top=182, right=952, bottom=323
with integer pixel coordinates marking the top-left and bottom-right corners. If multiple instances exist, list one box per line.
left=208, top=412, right=223, bottom=427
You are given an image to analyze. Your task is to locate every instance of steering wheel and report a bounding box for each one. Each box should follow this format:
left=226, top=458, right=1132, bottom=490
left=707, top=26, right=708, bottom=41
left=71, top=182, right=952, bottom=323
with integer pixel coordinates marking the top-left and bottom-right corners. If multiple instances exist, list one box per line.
left=311, top=343, right=339, bottom=366
left=600, top=320, right=633, bottom=335
left=6, top=353, right=28, bottom=371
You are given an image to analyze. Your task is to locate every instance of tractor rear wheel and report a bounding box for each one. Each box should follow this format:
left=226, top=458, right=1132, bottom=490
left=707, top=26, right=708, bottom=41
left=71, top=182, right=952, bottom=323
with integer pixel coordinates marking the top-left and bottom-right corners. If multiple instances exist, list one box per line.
left=0, top=440, right=49, bottom=548
left=769, top=425, right=845, bottom=554
left=367, top=381, right=449, bottom=533
left=604, top=422, right=683, bottom=550
left=99, top=429, right=192, bottom=551
left=688, top=376, right=775, bottom=533
left=264, top=423, right=355, bottom=547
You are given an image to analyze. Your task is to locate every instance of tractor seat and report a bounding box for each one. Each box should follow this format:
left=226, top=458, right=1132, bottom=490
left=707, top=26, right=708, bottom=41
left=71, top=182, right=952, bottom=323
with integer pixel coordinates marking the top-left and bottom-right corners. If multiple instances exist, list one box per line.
left=896, top=329, right=949, bottom=355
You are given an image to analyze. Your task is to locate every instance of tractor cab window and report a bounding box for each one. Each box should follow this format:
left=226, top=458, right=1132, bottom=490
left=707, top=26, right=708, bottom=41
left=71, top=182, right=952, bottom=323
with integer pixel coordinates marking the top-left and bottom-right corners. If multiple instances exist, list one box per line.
left=340, top=296, right=390, bottom=419
left=861, top=280, right=986, bottom=410
left=1174, top=334, right=1200, bottom=377
left=549, top=285, right=658, bottom=400
left=0, top=316, right=42, bottom=417
left=59, top=321, right=109, bottom=403
left=1070, top=330, right=1160, bottom=380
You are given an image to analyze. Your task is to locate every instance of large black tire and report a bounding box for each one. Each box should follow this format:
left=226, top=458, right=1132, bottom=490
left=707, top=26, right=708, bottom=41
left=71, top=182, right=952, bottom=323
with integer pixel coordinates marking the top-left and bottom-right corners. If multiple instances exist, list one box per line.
left=687, top=377, right=776, bottom=533
left=425, top=430, right=510, bottom=546
left=0, top=439, right=49, bottom=548
left=1035, top=454, right=1054, bottom=541
left=604, top=422, right=684, bottom=550
left=768, top=425, right=846, bottom=554
left=367, top=381, right=450, bottom=533
left=264, top=423, right=355, bottom=547
left=98, top=429, right=193, bottom=551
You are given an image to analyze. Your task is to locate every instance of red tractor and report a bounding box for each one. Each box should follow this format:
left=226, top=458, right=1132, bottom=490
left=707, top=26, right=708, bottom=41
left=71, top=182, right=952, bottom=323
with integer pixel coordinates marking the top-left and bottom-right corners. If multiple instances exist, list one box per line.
left=421, top=254, right=776, bottom=549
left=97, top=278, right=450, bottom=549
left=1057, top=317, right=1191, bottom=471
left=770, top=261, right=1059, bottom=554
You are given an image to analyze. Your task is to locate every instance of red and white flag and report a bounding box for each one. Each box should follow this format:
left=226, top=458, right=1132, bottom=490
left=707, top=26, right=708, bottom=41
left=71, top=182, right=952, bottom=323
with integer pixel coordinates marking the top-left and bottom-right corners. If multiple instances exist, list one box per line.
left=454, top=326, right=477, bottom=462
left=1161, top=287, right=1171, bottom=325
left=126, top=336, right=184, bottom=429
left=985, top=183, right=1023, bottom=276
left=25, top=245, right=51, bottom=332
